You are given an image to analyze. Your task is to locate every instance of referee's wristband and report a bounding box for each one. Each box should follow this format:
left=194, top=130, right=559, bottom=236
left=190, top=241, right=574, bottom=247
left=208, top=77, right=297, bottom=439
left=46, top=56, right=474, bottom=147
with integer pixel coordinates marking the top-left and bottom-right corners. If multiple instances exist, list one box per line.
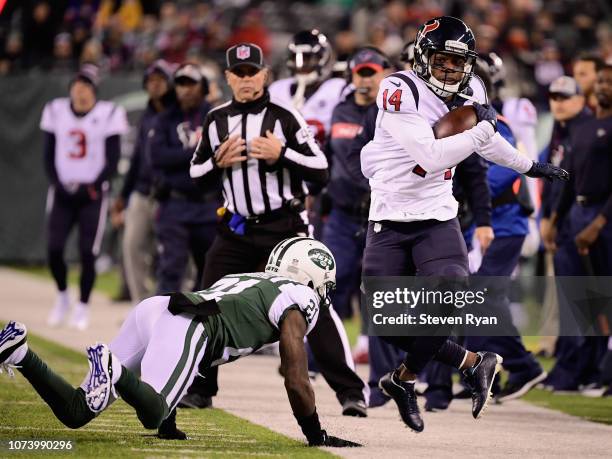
left=295, top=409, right=322, bottom=444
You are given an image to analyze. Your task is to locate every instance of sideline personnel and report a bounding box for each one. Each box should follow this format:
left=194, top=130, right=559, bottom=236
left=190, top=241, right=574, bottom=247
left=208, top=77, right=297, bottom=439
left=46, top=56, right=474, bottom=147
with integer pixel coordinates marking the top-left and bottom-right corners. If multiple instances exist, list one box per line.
left=187, top=43, right=368, bottom=417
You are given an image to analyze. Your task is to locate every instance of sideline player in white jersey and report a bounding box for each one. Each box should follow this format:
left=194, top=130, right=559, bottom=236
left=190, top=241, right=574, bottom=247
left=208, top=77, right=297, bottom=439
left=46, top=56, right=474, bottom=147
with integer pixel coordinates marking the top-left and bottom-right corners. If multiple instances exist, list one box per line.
left=41, top=64, right=129, bottom=330
left=360, top=16, right=568, bottom=432
left=268, top=29, right=347, bottom=146
left=0, top=238, right=359, bottom=447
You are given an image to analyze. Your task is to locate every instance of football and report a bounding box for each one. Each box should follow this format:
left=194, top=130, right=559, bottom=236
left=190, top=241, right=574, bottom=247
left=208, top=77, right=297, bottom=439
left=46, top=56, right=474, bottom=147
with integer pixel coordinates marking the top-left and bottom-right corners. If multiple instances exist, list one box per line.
left=433, top=105, right=478, bottom=139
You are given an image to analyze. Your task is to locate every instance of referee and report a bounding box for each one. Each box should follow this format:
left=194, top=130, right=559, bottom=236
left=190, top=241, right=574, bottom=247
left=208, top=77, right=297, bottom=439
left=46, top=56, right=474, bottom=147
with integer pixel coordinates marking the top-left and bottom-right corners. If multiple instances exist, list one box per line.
left=186, top=43, right=368, bottom=416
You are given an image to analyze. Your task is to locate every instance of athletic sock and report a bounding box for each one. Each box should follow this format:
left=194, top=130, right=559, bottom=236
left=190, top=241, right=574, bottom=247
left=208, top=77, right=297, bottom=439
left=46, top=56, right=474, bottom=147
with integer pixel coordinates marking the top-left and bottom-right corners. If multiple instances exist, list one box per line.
left=17, top=349, right=95, bottom=428
left=115, top=365, right=168, bottom=429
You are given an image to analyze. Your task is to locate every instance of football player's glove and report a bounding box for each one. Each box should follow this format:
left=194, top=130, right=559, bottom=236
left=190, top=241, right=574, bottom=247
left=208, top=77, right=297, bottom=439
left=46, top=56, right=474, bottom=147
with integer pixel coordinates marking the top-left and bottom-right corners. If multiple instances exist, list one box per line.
left=308, top=430, right=361, bottom=447
left=525, top=161, right=570, bottom=182
left=472, top=102, right=497, bottom=130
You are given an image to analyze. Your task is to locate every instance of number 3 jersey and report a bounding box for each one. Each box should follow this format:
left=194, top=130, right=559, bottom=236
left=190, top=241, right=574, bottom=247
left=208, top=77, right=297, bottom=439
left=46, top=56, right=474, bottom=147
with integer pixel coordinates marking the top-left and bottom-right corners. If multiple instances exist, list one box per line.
left=361, top=70, right=532, bottom=223
left=168, top=272, right=320, bottom=367
left=40, top=98, right=129, bottom=184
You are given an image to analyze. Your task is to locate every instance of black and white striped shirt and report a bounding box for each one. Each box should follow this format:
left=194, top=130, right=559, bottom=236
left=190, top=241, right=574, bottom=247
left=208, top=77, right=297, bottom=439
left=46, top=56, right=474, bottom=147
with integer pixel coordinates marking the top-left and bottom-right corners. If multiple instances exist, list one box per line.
left=190, top=90, right=328, bottom=217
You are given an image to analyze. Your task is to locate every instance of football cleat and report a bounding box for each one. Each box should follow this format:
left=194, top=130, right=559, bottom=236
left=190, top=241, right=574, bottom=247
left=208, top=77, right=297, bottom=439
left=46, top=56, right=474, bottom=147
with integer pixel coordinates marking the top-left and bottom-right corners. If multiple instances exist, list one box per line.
left=497, top=370, right=547, bottom=403
left=379, top=370, right=424, bottom=432
left=84, top=343, right=117, bottom=414
left=342, top=398, right=368, bottom=417
left=177, top=393, right=213, bottom=409
left=0, top=321, right=28, bottom=377
left=462, top=352, right=503, bottom=419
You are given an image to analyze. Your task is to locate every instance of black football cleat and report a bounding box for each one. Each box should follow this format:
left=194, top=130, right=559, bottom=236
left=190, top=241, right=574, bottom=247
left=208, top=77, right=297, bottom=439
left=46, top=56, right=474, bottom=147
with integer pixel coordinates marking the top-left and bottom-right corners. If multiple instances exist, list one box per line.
left=157, top=409, right=188, bottom=440
left=342, top=398, right=367, bottom=417
left=379, top=370, right=424, bottom=432
left=177, top=393, right=213, bottom=409
left=463, top=352, right=503, bottom=419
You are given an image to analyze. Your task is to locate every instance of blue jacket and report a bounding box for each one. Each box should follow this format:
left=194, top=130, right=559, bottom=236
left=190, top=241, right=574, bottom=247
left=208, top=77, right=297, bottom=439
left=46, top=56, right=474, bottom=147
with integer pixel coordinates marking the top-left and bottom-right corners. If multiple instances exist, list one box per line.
left=149, top=101, right=218, bottom=197
left=148, top=101, right=222, bottom=223
left=326, top=92, right=370, bottom=213
left=486, top=116, right=528, bottom=238
left=121, top=100, right=159, bottom=200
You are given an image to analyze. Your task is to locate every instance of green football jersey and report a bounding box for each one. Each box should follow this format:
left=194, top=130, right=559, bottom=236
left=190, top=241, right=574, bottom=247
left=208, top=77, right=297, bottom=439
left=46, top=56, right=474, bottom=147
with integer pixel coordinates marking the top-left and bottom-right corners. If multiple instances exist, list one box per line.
left=189, top=273, right=320, bottom=366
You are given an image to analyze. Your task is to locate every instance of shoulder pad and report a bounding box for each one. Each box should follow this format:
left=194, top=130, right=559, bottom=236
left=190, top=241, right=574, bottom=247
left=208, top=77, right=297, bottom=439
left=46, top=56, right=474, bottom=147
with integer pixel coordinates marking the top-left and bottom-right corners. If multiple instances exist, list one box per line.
left=469, top=75, right=488, bottom=104
left=377, top=72, right=420, bottom=114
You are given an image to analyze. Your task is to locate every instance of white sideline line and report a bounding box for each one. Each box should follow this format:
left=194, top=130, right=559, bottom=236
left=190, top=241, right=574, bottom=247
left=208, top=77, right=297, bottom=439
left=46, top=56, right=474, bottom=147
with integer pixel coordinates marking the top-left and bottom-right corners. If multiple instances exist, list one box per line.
left=131, top=448, right=281, bottom=456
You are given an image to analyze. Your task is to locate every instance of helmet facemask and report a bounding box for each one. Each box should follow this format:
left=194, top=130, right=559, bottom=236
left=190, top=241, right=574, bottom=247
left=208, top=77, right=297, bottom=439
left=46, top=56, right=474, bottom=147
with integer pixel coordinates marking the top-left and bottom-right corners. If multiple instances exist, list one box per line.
left=417, top=48, right=476, bottom=98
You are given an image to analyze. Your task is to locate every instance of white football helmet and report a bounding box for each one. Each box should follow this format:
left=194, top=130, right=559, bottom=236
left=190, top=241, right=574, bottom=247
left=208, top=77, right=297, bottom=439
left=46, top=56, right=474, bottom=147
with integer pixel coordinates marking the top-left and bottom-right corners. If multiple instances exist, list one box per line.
left=265, top=237, right=336, bottom=305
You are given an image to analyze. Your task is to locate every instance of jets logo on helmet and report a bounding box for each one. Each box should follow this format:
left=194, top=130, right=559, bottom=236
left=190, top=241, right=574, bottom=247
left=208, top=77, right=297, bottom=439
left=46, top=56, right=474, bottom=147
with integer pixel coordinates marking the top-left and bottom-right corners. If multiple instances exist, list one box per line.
left=308, top=248, right=335, bottom=270
left=413, top=16, right=478, bottom=98
left=266, top=237, right=336, bottom=306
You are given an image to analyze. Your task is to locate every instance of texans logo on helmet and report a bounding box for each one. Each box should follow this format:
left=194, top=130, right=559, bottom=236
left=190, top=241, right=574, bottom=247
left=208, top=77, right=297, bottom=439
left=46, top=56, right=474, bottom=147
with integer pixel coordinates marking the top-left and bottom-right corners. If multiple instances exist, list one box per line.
left=422, top=20, right=440, bottom=35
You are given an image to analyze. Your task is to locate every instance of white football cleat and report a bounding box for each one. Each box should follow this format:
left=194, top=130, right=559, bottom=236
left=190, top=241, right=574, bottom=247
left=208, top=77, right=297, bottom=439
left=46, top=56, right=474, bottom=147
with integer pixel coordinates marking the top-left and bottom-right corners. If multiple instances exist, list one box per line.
left=0, top=321, right=28, bottom=377
left=84, top=343, right=117, bottom=414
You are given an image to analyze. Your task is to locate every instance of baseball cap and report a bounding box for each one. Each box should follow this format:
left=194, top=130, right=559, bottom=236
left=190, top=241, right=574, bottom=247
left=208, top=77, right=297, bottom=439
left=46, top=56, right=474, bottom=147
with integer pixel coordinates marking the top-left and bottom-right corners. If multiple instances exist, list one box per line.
left=174, top=63, right=203, bottom=83
left=72, top=63, right=100, bottom=88
left=144, top=59, right=174, bottom=85
left=226, top=43, right=264, bottom=70
left=349, top=47, right=389, bottom=73
left=549, top=76, right=582, bottom=98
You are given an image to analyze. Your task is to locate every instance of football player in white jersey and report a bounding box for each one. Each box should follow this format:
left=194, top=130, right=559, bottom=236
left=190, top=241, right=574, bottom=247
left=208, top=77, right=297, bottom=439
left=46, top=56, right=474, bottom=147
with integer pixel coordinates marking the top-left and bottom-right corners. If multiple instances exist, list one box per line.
left=360, top=16, right=568, bottom=432
left=268, top=29, right=347, bottom=146
left=41, top=64, right=129, bottom=330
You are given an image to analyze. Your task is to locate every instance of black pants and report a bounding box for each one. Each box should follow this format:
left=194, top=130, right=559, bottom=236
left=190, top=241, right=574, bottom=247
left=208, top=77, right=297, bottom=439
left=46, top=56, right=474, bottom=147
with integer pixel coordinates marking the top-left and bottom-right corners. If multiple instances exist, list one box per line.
left=187, top=211, right=367, bottom=404
left=47, top=186, right=108, bottom=303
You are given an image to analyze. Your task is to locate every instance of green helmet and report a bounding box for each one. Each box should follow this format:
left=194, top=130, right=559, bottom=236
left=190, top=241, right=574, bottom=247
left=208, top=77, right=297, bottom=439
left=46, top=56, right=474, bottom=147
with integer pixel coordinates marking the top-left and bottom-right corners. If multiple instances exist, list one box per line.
left=265, top=237, right=336, bottom=305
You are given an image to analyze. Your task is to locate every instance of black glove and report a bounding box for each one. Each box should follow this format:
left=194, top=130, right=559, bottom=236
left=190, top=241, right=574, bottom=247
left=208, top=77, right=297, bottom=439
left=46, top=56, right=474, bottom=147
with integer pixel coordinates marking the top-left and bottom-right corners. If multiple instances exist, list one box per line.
left=308, top=430, right=362, bottom=448
left=525, top=161, right=570, bottom=182
left=472, top=103, right=497, bottom=130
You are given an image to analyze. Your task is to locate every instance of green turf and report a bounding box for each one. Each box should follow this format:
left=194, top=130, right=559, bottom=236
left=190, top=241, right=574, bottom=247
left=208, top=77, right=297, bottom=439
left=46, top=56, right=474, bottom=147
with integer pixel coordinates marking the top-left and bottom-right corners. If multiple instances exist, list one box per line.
left=7, top=268, right=612, bottom=430
left=522, top=389, right=612, bottom=425
left=11, top=266, right=122, bottom=299
left=0, top=331, right=335, bottom=458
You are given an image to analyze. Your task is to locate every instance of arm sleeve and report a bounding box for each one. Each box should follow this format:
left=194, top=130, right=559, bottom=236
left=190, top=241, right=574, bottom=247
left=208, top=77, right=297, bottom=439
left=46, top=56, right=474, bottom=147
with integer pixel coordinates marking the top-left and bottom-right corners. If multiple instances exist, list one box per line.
left=189, top=114, right=220, bottom=180
left=149, top=117, right=192, bottom=169
left=381, top=111, right=496, bottom=174
left=456, top=154, right=492, bottom=227
left=277, top=108, right=329, bottom=184
left=43, top=132, right=60, bottom=186
left=94, top=135, right=120, bottom=188
left=346, top=104, right=377, bottom=186
left=553, top=152, right=575, bottom=221
left=476, top=131, right=533, bottom=173
left=120, top=129, right=143, bottom=200
left=105, top=105, right=130, bottom=137
left=40, top=101, right=55, bottom=132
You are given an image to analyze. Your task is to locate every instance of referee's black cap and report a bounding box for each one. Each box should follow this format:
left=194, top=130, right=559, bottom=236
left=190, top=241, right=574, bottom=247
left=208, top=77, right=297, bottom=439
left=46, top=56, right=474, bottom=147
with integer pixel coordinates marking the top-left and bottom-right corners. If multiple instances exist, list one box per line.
left=226, top=43, right=264, bottom=70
